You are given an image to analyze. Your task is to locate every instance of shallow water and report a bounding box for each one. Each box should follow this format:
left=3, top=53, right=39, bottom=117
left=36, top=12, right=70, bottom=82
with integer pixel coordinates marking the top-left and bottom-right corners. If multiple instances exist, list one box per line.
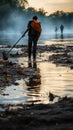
left=0, top=32, right=73, bottom=45
left=0, top=34, right=73, bottom=105
left=0, top=56, right=73, bottom=105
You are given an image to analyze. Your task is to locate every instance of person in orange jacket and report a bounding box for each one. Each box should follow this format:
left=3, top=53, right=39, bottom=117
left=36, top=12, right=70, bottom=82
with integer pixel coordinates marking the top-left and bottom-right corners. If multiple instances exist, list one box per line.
left=23, top=16, right=42, bottom=67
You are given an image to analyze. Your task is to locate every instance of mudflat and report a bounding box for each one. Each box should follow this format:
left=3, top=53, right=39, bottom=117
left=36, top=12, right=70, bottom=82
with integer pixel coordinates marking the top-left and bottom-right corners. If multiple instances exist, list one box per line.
left=0, top=44, right=73, bottom=129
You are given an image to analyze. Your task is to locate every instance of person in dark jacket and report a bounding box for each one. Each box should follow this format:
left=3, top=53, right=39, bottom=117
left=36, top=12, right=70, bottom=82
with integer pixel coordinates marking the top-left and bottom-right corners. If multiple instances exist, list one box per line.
left=60, top=24, right=64, bottom=34
left=23, top=16, right=42, bottom=67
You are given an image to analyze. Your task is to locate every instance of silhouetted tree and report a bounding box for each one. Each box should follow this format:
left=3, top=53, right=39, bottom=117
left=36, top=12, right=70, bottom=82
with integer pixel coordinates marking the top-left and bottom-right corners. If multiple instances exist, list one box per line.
left=0, top=0, right=28, bottom=8
left=38, top=8, right=47, bottom=16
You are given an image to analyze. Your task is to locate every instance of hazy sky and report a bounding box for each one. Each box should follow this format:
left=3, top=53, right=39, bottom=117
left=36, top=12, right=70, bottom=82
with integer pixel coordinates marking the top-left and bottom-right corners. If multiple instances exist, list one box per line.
left=28, top=0, right=73, bottom=14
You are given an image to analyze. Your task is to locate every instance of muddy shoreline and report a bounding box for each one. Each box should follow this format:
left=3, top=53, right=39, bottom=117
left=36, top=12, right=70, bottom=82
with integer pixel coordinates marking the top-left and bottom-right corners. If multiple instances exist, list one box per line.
left=0, top=44, right=73, bottom=129
left=0, top=97, right=73, bottom=129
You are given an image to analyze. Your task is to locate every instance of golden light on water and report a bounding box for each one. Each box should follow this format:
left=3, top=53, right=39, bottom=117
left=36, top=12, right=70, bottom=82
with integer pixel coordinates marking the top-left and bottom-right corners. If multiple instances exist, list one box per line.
left=39, top=61, right=73, bottom=97
left=1, top=53, right=73, bottom=104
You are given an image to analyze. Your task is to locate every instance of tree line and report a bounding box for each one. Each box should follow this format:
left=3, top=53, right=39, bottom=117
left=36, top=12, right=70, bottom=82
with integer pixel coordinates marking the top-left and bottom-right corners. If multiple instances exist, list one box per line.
left=0, top=0, right=73, bottom=31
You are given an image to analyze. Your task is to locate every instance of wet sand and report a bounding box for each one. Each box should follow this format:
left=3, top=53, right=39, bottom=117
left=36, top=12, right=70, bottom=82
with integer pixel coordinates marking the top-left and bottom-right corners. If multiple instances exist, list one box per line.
left=0, top=44, right=73, bottom=129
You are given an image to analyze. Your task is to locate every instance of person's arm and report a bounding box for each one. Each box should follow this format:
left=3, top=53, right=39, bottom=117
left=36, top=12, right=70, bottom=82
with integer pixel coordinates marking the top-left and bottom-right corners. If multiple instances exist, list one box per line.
left=22, top=21, right=32, bottom=37
left=22, top=28, right=29, bottom=37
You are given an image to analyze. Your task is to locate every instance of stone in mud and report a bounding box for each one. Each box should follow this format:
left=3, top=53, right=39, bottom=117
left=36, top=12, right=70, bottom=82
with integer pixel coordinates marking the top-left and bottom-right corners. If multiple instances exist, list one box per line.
left=13, top=82, right=19, bottom=86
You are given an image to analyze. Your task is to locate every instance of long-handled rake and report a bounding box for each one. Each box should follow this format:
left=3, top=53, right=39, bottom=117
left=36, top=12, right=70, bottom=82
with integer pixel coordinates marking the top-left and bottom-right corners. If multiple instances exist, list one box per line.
left=2, top=34, right=25, bottom=60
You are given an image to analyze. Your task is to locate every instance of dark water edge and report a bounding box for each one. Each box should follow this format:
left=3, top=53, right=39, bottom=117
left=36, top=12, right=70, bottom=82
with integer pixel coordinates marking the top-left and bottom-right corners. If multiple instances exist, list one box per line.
left=0, top=32, right=73, bottom=45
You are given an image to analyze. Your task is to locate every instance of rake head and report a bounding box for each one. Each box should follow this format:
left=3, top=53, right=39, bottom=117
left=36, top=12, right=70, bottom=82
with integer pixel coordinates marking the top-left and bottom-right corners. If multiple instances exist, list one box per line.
left=2, top=51, right=8, bottom=60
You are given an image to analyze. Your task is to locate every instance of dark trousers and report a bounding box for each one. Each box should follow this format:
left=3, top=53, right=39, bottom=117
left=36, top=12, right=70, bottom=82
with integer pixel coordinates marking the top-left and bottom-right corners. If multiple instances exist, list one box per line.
left=28, top=36, right=38, bottom=60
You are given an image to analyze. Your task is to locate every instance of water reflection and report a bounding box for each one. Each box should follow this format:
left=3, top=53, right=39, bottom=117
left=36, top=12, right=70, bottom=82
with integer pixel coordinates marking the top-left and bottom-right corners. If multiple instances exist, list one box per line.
left=55, top=34, right=58, bottom=39
left=25, top=62, right=41, bottom=104
left=60, top=34, right=64, bottom=42
left=39, top=61, right=73, bottom=97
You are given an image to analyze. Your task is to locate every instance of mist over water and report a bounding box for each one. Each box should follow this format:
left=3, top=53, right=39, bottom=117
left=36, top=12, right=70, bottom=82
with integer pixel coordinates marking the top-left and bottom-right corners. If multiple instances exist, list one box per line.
left=0, top=9, right=73, bottom=45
